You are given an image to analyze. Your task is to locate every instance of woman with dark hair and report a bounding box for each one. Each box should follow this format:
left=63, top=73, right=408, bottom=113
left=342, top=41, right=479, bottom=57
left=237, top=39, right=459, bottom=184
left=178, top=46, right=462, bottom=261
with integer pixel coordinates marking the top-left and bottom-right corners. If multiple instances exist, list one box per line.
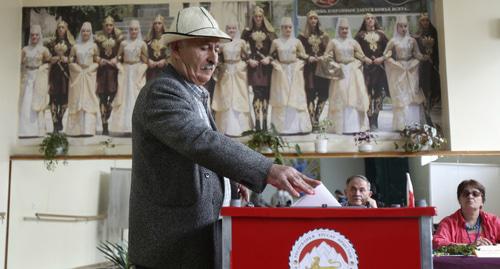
left=433, top=179, right=500, bottom=249
left=298, top=10, right=330, bottom=129
left=47, top=20, right=75, bottom=133
left=241, top=6, right=276, bottom=131
left=413, top=13, right=441, bottom=125
left=145, top=14, right=168, bottom=81
left=354, top=13, right=389, bottom=130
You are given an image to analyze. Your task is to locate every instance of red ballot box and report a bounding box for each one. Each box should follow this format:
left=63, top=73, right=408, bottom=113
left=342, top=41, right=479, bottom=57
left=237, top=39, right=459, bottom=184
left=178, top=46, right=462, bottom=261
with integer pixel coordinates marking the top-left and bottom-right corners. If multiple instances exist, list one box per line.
left=221, top=207, right=436, bottom=269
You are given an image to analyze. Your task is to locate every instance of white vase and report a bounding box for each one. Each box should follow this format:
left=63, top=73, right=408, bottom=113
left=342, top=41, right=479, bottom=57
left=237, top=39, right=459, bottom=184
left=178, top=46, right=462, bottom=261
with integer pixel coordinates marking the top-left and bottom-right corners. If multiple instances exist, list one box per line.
left=315, top=138, right=328, bottom=153
left=358, top=144, right=373, bottom=152
left=259, top=146, right=273, bottom=154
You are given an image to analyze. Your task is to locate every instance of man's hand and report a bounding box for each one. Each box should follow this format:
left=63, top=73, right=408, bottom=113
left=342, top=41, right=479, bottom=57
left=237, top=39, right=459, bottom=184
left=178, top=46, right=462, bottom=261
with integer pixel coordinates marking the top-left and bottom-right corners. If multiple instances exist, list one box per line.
left=266, top=164, right=321, bottom=197
left=237, top=183, right=250, bottom=202
left=367, top=197, right=378, bottom=208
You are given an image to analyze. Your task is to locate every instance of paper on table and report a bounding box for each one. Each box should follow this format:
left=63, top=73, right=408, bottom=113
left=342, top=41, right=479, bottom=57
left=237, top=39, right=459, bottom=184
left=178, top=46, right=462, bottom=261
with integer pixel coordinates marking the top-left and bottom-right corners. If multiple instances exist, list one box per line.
left=476, top=245, right=500, bottom=257
left=291, top=183, right=341, bottom=207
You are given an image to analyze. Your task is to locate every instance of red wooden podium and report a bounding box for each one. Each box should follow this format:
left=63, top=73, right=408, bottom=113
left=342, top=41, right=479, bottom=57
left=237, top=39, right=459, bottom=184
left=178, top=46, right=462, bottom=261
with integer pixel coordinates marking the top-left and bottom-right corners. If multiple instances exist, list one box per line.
left=221, top=207, right=436, bottom=269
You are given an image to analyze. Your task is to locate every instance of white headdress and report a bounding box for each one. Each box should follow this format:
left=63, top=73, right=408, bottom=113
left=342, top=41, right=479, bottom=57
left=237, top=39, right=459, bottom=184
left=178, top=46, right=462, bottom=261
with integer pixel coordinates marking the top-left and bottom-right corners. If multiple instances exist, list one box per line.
left=279, top=17, right=295, bottom=40
left=335, top=17, right=352, bottom=40
left=393, top=15, right=410, bottom=40
left=29, top=24, right=43, bottom=47
left=127, top=19, right=143, bottom=42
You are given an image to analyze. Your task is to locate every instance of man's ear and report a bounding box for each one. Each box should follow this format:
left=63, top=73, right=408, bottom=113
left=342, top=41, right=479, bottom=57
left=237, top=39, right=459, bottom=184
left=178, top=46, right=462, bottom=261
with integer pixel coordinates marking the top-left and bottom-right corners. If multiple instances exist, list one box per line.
left=368, top=191, right=373, bottom=198
left=169, top=42, right=181, bottom=58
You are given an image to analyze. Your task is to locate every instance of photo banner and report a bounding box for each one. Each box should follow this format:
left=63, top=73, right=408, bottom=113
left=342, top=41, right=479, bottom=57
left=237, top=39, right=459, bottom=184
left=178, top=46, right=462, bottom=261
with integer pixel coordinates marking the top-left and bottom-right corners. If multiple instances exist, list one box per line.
left=297, top=0, right=427, bottom=16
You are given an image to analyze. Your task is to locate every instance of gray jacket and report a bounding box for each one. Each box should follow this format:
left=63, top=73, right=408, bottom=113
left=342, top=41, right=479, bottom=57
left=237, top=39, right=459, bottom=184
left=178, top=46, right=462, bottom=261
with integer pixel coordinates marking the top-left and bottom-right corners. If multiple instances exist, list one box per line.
left=129, top=65, right=273, bottom=268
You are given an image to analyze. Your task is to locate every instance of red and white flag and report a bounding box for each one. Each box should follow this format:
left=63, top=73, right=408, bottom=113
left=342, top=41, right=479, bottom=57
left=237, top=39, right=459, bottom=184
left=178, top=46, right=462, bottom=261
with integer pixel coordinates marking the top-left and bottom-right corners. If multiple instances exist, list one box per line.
left=406, top=172, right=415, bottom=208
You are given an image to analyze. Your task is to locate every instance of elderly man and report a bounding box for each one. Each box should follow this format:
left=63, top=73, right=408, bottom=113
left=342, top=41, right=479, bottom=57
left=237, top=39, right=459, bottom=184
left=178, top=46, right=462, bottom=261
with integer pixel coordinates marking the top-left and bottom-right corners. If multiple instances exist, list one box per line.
left=342, top=175, right=377, bottom=208
left=129, top=7, right=320, bottom=269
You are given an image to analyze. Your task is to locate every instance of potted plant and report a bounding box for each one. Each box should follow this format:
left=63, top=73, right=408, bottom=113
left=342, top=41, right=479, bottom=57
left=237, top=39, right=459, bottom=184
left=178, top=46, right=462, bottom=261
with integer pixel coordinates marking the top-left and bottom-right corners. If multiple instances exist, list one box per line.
left=314, top=119, right=333, bottom=153
left=354, top=131, right=377, bottom=152
left=99, top=138, right=116, bottom=155
left=394, top=123, right=446, bottom=152
left=39, top=132, right=69, bottom=171
left=242, top=124, right=300, bottom=165
left=97, top=241, right=131, bottom=269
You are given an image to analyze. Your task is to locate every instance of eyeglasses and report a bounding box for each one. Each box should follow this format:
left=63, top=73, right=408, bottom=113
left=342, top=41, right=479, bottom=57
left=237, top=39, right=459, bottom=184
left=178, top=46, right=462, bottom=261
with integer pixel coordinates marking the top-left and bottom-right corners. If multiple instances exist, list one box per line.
left=461, top=190, right=482, bottom=198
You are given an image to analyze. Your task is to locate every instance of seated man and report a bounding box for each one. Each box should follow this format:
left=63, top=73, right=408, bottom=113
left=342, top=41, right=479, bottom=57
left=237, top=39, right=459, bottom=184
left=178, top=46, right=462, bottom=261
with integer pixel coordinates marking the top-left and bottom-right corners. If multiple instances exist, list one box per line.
left=341, top=175, right=378, bottom=208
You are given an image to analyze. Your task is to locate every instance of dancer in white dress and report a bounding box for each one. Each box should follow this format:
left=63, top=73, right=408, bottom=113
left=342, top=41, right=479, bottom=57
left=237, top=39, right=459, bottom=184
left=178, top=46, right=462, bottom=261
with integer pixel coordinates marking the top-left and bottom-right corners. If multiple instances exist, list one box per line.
left=109, top=19, right=148, bottom=135
left=325, top=18, right=371, bottom=134
left=269, top=17, right=311, bottom=135
left=384, top=16, right=427, bottom=131
left=212, top=23, right=253, bottom=137
left=18, top=24, right=51, bottom=137
left=66, top=22, right=100, bottom=136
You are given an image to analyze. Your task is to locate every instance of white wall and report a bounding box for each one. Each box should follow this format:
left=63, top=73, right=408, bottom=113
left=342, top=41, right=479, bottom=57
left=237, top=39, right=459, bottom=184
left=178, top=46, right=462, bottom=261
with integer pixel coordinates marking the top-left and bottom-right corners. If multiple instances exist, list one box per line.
left=320, top=158, right=365, bottom=193
left=440, top=0, right=500, bottom=150
left=0, top=0, right=22, bottom=268
left=429, top=162, right=500, bottom=223
left=408, top=157, right=431, bottom=204
left=7, top=159, right=131, bottom=269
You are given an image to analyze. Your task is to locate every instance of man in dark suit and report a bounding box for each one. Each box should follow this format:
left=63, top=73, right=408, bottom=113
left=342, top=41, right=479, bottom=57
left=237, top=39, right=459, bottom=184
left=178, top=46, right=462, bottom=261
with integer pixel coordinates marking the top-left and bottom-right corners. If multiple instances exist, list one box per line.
left=129, top=7, right=320, bottom=269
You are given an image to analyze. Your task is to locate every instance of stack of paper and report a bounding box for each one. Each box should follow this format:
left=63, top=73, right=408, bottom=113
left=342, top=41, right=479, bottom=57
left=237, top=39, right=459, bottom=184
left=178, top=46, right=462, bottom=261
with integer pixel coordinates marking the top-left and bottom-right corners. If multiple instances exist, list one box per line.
left=291, top=184, right=341, bottom=207
left=476, top=245, right=500, bottom=257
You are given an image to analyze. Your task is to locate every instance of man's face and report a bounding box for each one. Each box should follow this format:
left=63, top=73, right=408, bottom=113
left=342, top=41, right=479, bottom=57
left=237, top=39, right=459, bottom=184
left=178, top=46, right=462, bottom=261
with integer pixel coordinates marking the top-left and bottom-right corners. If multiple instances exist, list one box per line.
left=365, top=16, right=375, bottom=29
left=420, top=18, right=430, bottom=29
left=254, top=14, right=263, bottom=27
left=153, top=21, right=164, bottom=33
left=308, top=16, right=318, bottom=28
left=105, top=23, right=114, bottom=35
left=172, top=38, right=220, bottom=85
left=57, top=25, right=66, bottom=38
left=345, top=178, right=371, bottom=206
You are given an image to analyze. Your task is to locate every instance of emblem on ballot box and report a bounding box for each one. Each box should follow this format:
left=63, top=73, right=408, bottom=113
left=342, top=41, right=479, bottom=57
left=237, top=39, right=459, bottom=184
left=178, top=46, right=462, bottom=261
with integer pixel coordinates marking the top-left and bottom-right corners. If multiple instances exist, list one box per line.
left=289, top=228, right=358, bottom=269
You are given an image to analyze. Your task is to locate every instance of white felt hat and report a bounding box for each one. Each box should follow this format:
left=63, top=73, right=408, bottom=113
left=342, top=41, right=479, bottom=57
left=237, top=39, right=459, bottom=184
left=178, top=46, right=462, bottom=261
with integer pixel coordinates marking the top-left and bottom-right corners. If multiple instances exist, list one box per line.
left=163, top=6, right=231, bottom=44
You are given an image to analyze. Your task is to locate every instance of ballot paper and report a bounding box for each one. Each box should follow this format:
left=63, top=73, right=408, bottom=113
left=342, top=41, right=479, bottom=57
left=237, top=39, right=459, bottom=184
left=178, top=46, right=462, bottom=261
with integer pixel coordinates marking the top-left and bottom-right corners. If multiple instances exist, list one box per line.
left=291, top=183, right=341, bottom=207
left=476, top=245, right=500, bottom=257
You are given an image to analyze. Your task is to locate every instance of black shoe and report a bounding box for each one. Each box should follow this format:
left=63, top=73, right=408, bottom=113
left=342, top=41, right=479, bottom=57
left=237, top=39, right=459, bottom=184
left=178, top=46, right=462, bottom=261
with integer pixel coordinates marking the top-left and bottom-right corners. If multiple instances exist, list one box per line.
left=255, top=120, right=261, bottom=131
left=102, top=123, right=109, bottom=136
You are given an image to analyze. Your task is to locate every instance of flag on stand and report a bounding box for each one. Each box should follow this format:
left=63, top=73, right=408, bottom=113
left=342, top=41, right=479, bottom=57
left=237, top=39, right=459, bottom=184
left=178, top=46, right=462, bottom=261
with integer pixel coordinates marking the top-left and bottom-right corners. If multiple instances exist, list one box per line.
left=406, top=172, right=415, bottom=208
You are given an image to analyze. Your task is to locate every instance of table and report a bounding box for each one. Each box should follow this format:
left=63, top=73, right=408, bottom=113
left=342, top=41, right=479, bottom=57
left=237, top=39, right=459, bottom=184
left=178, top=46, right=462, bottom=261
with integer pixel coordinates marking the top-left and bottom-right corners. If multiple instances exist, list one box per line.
left=434, top=256, right=500, bottom=269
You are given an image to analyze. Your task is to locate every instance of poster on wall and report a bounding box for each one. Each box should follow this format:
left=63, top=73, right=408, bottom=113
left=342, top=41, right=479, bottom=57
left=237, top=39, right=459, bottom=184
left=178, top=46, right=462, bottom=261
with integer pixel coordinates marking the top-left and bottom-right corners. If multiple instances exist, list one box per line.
left=19, top=4, right=171, bottom=143
left=18, top=0, right=443, bottom=153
